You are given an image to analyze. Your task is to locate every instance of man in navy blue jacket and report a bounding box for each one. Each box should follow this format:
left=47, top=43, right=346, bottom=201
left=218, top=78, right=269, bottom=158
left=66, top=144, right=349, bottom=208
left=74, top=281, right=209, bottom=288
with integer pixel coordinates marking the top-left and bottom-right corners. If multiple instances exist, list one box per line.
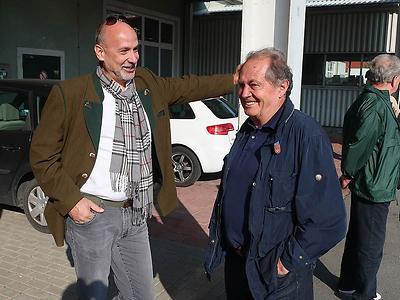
left=204, top=48, right=347, bottom=300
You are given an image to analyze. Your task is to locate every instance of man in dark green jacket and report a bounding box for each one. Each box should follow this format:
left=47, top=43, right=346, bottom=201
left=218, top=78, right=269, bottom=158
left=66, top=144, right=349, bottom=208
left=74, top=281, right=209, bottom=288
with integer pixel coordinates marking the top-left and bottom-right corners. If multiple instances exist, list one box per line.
left=338, top=54, right=400, bottom=300
left=30, top=16, right=235, bottom=299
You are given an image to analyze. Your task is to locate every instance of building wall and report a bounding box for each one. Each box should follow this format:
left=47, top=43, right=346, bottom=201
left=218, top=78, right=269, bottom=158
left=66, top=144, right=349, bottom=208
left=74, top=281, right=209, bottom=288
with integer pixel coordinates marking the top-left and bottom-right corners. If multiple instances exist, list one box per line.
left=191, top=13, right=242, bottom=107
left=302, top=5, right=399, bottom=127
left=300, top=86, right=361, bottom=127
left=0, top=0, right=185, bottom=80
left=190, top=5, right=399, bottom=126
left=304, top=7, right=397, bottom=54
left=0, top=0, right=102, bottom=79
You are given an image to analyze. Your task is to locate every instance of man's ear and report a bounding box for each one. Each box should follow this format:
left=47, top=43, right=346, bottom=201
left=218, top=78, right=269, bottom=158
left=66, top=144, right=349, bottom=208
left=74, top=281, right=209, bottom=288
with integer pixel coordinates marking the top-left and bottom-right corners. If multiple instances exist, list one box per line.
left=279, top=80, right=289, bottom=98
left=94, top=44, right=105, bottom=62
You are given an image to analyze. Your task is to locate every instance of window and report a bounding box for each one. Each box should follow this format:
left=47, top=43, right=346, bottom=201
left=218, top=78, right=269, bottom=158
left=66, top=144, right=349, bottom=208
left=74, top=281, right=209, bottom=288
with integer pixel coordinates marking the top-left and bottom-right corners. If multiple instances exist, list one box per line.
left=0, top=91, right=30, bottom=131
left=302, top=54, right=324, bottom=85
left=202, top=98, right=237, bottom=119
left=302, top=53, right=381, bottom=87
left=169, top=103, right=195, bottom=119
left=17, top=48, right=65, bottom=80
left=106, top=7, right=177, bottom=77
left=140, top=17, right=174, bottom=76
left=325, top=54, right=365, bottom=86
left=144, top=18, right=159, bottom=42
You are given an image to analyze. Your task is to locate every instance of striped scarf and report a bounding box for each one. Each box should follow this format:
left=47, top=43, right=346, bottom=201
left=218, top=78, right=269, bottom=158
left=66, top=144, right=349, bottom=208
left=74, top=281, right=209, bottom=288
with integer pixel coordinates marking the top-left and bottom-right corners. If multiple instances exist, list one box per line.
left=96, top=66, right=152, bottom=225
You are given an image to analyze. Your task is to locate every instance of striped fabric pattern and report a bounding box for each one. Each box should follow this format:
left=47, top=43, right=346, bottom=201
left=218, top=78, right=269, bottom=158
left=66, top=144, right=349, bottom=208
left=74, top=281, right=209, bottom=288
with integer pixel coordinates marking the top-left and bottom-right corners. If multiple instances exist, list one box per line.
left=97, top=66, right=153, bottom=224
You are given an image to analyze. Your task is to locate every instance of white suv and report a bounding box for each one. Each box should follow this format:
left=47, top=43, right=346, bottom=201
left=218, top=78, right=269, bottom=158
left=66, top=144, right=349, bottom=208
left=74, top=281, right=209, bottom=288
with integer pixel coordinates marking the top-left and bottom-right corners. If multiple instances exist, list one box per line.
left=170, top=97, right=238, bottom=187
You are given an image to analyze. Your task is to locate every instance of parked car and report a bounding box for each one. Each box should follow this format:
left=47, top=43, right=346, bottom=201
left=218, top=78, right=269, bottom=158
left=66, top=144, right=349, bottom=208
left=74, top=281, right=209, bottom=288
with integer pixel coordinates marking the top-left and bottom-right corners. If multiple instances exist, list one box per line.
left=0, top=79, right=54, bottom=233
left=0, top=79, right=238, bottom=232
left=170, top=98, right=238, bottom=186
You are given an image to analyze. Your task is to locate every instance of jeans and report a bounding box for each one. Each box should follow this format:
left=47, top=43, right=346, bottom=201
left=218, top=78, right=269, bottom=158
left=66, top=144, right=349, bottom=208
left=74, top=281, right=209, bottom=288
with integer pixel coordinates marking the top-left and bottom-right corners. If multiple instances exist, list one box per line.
left=65, top=206, right=155, bottom=300
left=224, top=251, right=315, bottom=300
left=338, top=194, right=390, bottom=300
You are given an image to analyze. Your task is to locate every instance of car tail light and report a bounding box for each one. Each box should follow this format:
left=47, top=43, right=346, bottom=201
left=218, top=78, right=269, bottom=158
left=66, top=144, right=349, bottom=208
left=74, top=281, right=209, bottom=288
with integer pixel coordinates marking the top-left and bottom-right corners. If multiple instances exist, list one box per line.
left=206, top=123, right=234, bottom=135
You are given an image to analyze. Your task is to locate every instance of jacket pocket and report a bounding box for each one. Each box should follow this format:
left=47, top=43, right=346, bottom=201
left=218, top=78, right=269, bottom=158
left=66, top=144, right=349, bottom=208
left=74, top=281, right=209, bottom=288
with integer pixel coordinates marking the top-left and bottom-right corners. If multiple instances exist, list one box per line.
left=258, top=170, right=296, bottom=256
left=268, top=169, right=297, bottom=208
left=256, top=241, right=285, bottom=290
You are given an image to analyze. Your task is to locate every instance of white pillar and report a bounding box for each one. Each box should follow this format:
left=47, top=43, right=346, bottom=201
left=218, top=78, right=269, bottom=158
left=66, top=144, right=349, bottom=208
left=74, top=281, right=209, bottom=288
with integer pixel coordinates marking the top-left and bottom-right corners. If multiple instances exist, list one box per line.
left=287, top=0, right=306, bottom=111
left=239, top=0, right=306, bottom=125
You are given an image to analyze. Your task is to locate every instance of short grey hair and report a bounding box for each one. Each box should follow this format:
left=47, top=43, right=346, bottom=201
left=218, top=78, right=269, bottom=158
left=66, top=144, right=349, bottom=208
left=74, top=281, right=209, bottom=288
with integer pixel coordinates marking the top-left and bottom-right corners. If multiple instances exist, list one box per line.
left=244, top=48, right=293, bottom=96
left=366, top=54, right=400, bottom=84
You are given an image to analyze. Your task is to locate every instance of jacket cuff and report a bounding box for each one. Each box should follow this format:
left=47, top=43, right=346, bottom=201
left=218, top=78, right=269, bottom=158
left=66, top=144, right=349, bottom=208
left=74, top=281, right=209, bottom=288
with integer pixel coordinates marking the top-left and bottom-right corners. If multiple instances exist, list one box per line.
left=280, top=236, right=311, bottom=271
left=52, top=188, right=83, bottom=216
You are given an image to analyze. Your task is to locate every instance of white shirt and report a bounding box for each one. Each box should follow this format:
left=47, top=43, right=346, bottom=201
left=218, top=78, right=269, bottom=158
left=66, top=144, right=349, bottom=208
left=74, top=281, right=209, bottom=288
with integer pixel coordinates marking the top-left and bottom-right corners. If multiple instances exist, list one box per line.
left=80, top=86, right=152, bottom=201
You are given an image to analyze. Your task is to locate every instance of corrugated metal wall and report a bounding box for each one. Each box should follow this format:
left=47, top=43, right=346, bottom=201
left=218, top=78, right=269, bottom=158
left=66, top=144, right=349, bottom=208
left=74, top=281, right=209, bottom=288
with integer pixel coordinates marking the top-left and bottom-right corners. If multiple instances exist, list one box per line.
left=304, top=10, right=391, bottom=53
left=191, top=13, right=241, bottom=108
left=302, top=7, right=398, bottom=127
left=191, top=8, right=398, bottom=125
left=301, top=86, right=362, bottom=126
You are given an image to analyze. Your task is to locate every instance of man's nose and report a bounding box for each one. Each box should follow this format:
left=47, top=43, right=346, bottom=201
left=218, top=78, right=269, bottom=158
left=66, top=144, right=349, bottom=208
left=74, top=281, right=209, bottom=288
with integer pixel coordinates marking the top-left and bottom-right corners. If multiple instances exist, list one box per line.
left=239, top=85, right=250, bottom=98
left=128, top=50, right=139, bottom=63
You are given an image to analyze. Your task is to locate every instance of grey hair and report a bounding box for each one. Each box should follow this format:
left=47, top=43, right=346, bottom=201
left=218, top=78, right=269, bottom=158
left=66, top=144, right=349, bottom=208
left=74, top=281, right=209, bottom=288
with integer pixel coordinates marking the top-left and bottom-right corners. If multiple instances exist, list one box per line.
left=366, top=54, right=400, bottom=84
left=244, top=47, right=293, bottom=96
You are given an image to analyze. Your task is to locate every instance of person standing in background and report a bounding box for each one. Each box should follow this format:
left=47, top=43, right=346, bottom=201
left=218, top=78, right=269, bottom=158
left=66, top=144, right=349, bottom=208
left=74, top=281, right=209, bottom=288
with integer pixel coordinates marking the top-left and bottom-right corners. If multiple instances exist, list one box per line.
left=338, top=54, right=400, bottom=300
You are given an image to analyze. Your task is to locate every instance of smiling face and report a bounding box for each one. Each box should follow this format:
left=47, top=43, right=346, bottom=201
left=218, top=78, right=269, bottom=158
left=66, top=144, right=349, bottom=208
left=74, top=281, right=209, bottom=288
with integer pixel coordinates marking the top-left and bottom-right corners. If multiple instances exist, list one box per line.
left=238, top=57, right=288, bottom=127
left=94, top=21, right=139, bottom=87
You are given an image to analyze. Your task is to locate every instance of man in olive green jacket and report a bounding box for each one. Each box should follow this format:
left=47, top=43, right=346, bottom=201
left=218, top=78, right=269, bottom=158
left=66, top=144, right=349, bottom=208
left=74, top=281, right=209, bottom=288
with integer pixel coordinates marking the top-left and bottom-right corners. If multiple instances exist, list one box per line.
left=338, top=54, right=400, bottom=300
left=30, top=16, right=235, bottom=299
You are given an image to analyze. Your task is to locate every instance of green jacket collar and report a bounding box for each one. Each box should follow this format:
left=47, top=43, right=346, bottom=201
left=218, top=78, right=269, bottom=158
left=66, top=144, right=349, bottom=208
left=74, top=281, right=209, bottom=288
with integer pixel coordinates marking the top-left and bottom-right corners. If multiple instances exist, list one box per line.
left=364, top=84, right=391, bottom=101
left=83, top=73, right=104, bottom=151
left=91, top=72, right=104, bottom=103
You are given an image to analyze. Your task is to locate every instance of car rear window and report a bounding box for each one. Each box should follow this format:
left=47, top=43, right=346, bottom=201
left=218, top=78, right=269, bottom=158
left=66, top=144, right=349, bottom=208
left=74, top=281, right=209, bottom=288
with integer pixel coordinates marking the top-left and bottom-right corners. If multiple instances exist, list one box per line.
left=169, top=103, right=195, bottom=119
left=202, top=98, right=237, bottom=119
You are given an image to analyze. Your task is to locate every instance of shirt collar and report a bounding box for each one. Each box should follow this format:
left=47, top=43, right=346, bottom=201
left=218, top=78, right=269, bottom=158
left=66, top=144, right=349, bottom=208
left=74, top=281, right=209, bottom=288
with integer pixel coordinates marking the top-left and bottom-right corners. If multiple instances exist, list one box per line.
left=245, top=102, right=285, bottom=132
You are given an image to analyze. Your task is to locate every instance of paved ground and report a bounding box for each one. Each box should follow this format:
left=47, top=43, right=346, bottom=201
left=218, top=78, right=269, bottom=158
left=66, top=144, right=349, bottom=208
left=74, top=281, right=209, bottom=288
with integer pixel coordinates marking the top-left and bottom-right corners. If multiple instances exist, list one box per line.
left=1, top=128, right=399, bottom=299
left=0, top=207, right=226, bottom=300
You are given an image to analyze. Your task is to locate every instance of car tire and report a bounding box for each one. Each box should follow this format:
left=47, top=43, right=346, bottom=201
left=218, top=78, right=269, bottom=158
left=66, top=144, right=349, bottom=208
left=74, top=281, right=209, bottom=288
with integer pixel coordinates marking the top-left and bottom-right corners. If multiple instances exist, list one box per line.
left=21, top=179, right=50, bottom=233
left=172, top=146, right=201, bottom=187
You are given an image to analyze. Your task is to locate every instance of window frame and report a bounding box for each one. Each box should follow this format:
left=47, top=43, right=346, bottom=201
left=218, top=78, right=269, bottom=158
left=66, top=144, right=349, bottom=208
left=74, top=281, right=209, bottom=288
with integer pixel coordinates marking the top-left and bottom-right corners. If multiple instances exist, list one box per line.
left=302, top=53, right=383, bottom=87
left=105, top=1, right=180, bottom=77
left=17, top=47, right=65, bottom=80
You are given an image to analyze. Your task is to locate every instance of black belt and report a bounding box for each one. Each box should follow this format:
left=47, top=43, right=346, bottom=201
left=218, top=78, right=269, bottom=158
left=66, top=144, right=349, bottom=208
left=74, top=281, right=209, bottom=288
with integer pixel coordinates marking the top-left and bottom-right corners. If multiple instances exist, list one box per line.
left=83, top=194, right=133, bottom=208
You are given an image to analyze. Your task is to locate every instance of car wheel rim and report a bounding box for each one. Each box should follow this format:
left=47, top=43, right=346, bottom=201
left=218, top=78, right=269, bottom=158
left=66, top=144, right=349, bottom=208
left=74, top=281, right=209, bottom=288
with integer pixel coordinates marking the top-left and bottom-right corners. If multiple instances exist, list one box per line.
left=27, top=186, right=48, bottom=227
left=172, top=152, right=193, bottom=183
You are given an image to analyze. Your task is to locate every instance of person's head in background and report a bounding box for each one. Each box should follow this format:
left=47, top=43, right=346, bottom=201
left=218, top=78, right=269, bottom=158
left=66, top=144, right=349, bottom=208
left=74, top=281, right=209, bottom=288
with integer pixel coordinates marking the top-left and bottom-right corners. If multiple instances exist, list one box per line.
left=366, top=54, right=400, bottom=95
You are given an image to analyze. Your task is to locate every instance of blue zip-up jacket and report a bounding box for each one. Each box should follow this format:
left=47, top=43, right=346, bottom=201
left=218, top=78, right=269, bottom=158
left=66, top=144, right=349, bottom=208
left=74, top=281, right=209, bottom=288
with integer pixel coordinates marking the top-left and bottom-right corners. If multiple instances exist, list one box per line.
left=204, top=99, right=346, bottom=299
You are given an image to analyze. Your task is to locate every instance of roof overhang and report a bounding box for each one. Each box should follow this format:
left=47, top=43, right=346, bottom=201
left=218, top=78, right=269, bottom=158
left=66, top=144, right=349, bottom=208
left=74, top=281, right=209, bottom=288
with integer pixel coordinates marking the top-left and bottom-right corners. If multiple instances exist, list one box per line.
left=193, top=0, right=399, bottom=15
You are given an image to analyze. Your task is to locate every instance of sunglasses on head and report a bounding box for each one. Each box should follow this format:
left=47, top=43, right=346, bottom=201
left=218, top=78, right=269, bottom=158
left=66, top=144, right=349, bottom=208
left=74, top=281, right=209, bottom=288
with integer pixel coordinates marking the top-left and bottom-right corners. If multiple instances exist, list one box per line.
left=104, top=15, right=129, bottom=25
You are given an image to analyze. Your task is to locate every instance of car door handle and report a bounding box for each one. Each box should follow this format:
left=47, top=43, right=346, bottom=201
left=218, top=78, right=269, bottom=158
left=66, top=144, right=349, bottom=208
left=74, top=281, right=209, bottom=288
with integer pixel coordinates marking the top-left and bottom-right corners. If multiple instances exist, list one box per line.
left=0, top=145, right=23, bottom=151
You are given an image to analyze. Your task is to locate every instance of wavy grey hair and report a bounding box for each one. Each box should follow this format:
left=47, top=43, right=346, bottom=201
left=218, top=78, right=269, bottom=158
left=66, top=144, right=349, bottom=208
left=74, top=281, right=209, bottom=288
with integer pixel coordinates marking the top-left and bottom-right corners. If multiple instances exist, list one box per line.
left=244, top=47, right=293, bottom=96
left=366, top=54, right=400, bottom=84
